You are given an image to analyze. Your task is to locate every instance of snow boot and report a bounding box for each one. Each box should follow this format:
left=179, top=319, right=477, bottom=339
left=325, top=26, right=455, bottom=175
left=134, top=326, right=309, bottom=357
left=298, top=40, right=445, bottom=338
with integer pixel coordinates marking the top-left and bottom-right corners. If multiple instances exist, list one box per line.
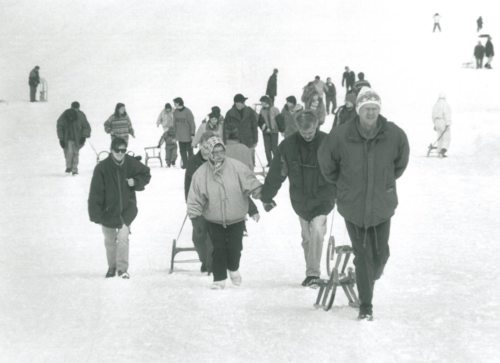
left=65, top=168, right=71, bottom=173
left=211, top=280, right=226, bottom=290
left=358, top=307, right=374, bottom=321
left=105, top=267, right=116, bottom=278
left=118, top=271, right=130, bottom=279
left=301, top=276, right=320, bottom=287
left=439, top=148, right=447, bottom=158
left=229, top=270, right=242, bottom=286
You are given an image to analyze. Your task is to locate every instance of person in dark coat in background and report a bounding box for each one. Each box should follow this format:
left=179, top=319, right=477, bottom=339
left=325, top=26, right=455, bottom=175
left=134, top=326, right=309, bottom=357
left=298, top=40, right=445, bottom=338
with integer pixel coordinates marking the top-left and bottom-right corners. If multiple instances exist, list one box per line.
left=258, top=95, right=280, bottom=166
left=261, top=110, right=335, bottom=288
left=485, top=36, right=494, bottom=69
left=353, top=72, right=371, bottom=95
left=331, top=92, right=357, bottom=131
left=342, top=66, right=356, bottom=92
left=324, top=77, right=337, bottom=115
left=278, top=96, right=304, bottom=139
left=474, top=41, right=486, bottom=69
left=224, top=93, right=259, bottom=163
left=318, top=87, right=409, bottom=321
left=173, top=97, right=196, bottom=169
left=88, top=137, right=151, bottom=279
left=266, top=68, right=278, bottom=104
left=57, top=101, right=91, bottom=175
left=28, top=66, right=40, bottom=102
left=184, top=131, right=217, bottom=274
left=476, top=16, right=483, bottom=32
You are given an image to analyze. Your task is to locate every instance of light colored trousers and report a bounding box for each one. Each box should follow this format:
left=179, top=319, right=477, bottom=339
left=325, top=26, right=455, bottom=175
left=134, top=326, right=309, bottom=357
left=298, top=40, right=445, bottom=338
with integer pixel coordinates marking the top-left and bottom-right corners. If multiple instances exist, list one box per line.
left=64, top=140, right=80, bottom=172
left=102, top=225, right=130, bottom=272
left=299, top=215, right=327, bottom=277
left=435, top=125, right=451, bottom=151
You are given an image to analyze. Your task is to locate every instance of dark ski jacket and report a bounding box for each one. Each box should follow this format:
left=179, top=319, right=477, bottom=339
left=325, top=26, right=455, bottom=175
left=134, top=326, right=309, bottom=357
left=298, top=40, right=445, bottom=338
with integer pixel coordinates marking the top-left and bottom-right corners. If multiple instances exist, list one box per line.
left=57, top=108, right=91, bottom=146
left=184, top=151, right=206, bottom=200
left=261, top=131, right=335, bottom=221
left=485, top=40, right=494, bottom=57
left=88, top=155, right=151, bottom=228
left=353, top=80, right=372, bottom=95
left=224, top=106, right=259, bottom=148
left=474, top=44, right=485, bottom=58
left=318, top=115, right=409, bottom=228
left=332, top=106, right=357, bottom=130
left=266, top=73, right=277, bottom=98
left=29, top=68, right=40, bottom=87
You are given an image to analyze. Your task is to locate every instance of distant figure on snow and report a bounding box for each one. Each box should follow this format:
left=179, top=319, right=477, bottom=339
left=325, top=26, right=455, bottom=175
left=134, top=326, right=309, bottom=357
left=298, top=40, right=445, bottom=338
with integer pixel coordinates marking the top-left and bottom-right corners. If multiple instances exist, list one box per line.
left=342, top=66, right=355, bottom=92
left=485, top=36, right=494, bottom=69
left=56, top=101, right=91, bottom=175
left=324, top=77, right=337, bottom=115
left=432, top=93, right=451, bottom=158
left=474, top=41, right=485, bottom=69
left=261, top=110, right=335, bottom=288
left=266, top=68, right=278, bottom=104
left=173, top=97, right=196, bottom=169
left=353, top=72, right=371, bottom=95
left=88, top=137, right=151, bottom=279
left=28, top=65, right=40, bottom=102
left=258, top=95, right=280, bottom=166
left=104, top=103, right=135, bottom=143
left=476, top=16, right=483, bottom=33
left=318, top=87, right=410, bottom=321
left=157, top=127, right=178, bottom=167
left=156, top=103, right=174, bottom=132
left=433, top=13, right=441, bottom=32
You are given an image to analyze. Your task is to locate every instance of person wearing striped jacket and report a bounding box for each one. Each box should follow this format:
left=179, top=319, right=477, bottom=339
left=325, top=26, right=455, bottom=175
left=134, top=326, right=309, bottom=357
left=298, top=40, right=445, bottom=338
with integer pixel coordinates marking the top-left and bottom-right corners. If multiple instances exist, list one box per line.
left=104, top=103, right=135, bottom=143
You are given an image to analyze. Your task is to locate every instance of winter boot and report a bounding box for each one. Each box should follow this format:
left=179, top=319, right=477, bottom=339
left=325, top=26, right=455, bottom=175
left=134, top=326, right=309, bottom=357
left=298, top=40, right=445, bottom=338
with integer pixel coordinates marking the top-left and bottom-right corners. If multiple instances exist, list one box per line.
left=105, top=267, right=116, bottom=278
left=118, top=271, right=130, bottom=279
left=301, top=276, right=320, bottom=287
left=210, top=280, right=226, bottom=290
left=229, top=270, right=242, bottom=286
left=358, top=306, right=374, bottom=321
left=65, top=168, right=71, bottom=173
left=439, top=148, right=447, bottom=158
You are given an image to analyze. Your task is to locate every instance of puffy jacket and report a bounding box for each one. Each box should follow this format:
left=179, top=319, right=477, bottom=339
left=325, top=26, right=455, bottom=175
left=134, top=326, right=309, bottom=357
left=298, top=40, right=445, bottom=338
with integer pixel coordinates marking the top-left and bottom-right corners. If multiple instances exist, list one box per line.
left=305, top=98, right=326, bottom=125
left=225, top=140, right=254, bottom=169
left=29, top=68, right=40, bottom=87
left=280, top=104, right=303, bottom=138
left=262, top=131, right=335, bottom=221
left=187, top=157, right=262, bottom=226
left=224, top=106, right=259, bottom=148
left=266, top=74, right=277, bottom=98
left=332, top=105, right=357, bottom=130
left=474, top=44, right=485, bottom=58
left=258, top=106, right=280, bottom=133
left=485, top=40, right=494, bottom=57
left=88, top=155, right=151, bottom=228
left=104, top=114, right=134, bottom=140
left=156, top=109, right=174, bottom=131
left=57, top=108, right=91, bottom=146
left=318, top=116, right=409, bottom=228
left=173, top=107, right=196, bottom=142
left=192, top=117, right=224, bottom=148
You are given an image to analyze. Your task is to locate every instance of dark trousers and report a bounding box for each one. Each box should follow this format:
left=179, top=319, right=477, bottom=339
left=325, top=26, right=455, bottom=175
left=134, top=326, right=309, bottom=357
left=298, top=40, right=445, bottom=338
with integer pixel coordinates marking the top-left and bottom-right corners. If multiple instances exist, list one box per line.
left=263, top=132, right=279, bottom=165
left=191, top=217, right=213, bottom=272
left=345, top=219, right=391, bottom=313
left=207, top=221, right=244, bottom=281
left=325, top=96, right=337, bottom=114
left=476, top=57, right=483, bottom=69
left=165, top=144, right=178, bottom=165
left=433, top=23, right=441, bottom=32
left=178, top=141, right=193, bottom=168
left=29, top=85, right=37, bottom=102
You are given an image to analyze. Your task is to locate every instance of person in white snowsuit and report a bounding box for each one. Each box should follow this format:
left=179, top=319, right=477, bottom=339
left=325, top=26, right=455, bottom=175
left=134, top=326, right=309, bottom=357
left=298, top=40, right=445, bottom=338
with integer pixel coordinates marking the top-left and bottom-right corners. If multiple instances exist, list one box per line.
left=432, top=93, right=451, bottom=157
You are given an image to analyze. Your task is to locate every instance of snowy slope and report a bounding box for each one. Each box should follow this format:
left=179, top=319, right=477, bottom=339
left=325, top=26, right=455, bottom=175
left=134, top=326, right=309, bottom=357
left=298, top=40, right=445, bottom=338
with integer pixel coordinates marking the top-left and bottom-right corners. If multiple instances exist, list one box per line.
left=1, top=1, right=500, bottom=362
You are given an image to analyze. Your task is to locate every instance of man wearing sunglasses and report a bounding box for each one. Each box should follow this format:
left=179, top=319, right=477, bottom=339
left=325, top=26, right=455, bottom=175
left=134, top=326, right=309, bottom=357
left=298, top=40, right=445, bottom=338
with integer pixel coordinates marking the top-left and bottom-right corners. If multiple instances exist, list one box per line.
left=88, top=137, right=151, bottom=279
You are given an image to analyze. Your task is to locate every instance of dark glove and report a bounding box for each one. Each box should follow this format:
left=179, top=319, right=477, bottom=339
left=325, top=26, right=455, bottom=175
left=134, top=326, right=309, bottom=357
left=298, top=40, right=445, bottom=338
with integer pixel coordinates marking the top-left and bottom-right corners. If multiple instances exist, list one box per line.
left=79, top=137, right=86, bottom=146
left=59, top=140, right=65, bottom=148
left=262, top=200, right=277, bottom=212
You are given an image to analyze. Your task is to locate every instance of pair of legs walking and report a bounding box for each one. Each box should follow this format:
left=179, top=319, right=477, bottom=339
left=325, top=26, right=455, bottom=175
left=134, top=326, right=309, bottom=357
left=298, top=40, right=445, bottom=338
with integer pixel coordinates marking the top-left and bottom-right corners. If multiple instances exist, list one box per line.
left=299, top=215, right=327, bottom=285
left=165, top=144, right=178, bottom=167
left=64, top=140, right=80, bottom=174
left=178, top=142, right=193, bottom=168
left=345, top=219, right=391, bottom=317
left=102, top=225, right=130, bottom=278
left=191, top=216, right=213, bottom=273
left=263, top=133, right=279, bottom=166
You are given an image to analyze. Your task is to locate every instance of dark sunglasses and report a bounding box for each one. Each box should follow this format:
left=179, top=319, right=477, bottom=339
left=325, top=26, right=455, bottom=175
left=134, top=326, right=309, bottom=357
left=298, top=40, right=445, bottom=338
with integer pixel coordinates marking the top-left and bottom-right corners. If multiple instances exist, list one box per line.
left=113, top=148, right=127, bottom=154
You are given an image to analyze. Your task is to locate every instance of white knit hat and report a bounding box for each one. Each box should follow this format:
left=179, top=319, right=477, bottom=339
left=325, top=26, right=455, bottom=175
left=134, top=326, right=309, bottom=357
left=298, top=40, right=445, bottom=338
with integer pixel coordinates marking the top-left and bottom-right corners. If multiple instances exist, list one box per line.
left=356, top=87, right=381, bottom=113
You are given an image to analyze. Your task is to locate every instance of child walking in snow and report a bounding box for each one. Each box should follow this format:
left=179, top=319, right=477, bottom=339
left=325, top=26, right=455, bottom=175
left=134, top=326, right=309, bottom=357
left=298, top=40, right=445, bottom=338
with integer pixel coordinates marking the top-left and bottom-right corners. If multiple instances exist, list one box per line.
left=158, top=128, right=178, bottom=167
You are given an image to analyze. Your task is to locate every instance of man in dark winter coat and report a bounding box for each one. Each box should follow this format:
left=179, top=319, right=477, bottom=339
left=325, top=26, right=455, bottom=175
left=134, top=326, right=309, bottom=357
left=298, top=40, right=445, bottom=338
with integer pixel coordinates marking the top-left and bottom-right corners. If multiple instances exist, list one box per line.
left=342, top=67, right=355, bottom=92
left=173, top=97, right=196, bottom=169
left=261, top=111, right=335, bottom=287
left=56, top=101, right=91, bottom=175
left=331, top=92, right=357, bottom=131
left=474, top=41, right=486, bottom=69
left=184, top=131, right=216, bottom=273
left=258, top=95, right=280, bottom=166
left=318, top=87, right=409, bottom=320
left=324, top=77, right=337, bottom=115
left=88, top=137, right=151, bottom=279
left=353, top=72, right=371, bottom=95
left=266, top=69, right=278, bottom=104
left=224, top=93, right=259, bottom=161
left=485, top=36, right=494, bottom=69
left=28, top=66, right=40, bottom=102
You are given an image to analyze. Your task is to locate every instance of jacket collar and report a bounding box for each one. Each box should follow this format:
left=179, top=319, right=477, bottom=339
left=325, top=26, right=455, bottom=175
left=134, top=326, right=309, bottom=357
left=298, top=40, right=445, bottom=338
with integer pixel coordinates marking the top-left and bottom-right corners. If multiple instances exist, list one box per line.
left=346, top=115, right=388, bottom=142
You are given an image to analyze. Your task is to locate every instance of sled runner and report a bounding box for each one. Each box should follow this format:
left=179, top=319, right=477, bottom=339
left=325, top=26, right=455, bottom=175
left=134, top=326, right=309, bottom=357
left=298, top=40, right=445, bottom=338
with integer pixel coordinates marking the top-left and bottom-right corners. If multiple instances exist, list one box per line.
left=144, top=146, right=163, bottom=167
left=315, top=245, right=359, bottom=311
left=325, top=213, right=336, bottom=276
left=169, top=214, right=199, bottom=273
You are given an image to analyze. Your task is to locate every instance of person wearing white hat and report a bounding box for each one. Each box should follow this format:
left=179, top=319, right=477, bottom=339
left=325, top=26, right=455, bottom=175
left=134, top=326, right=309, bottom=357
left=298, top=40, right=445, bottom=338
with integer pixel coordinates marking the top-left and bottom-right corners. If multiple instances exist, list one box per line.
left=318, top=87, right=410, bottom=321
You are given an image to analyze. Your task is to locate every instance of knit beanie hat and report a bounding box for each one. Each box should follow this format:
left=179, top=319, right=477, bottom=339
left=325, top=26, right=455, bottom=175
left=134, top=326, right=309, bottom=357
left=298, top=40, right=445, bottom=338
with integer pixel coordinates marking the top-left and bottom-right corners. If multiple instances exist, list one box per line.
left=356, top=87, right=381, bottom=113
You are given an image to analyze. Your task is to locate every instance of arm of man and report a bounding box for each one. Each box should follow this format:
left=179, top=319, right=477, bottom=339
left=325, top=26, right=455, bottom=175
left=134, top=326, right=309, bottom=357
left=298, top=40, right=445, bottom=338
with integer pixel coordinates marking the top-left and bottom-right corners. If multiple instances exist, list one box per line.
left=129, top=158, right=151, bottom=191
left=251, top=109, right=259, bottom=146
left=261, top=145, right=288, bottom=202
left=188, top=109, right=196, bottom=138
left=104, top=116, right=112, bottom=134
left=80, top=112, right=92, bottom=138
left=394, top=129, right=410, bottom=179
left=88, top=167, right=105, bottom=224
left=56, top=112, right=65, bottom=140
left=187, top=170, right=208, bottom=219
left=318, top=132, right=341, bottom=184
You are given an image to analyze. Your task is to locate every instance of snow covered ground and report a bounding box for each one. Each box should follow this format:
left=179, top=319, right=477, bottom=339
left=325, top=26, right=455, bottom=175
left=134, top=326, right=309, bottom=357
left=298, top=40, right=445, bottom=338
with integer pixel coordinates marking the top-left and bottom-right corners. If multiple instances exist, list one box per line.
left=1, top=0, right=500, bottom=362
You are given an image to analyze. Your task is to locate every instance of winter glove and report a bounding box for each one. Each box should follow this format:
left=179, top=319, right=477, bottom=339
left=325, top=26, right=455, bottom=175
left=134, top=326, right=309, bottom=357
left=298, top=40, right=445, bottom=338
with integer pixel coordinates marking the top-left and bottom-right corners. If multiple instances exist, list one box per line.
left=79, top=137, right=86, bottom=146
left=59, top=140, right=65, bottom=148
left=262, top=200, right=276, bottom=212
